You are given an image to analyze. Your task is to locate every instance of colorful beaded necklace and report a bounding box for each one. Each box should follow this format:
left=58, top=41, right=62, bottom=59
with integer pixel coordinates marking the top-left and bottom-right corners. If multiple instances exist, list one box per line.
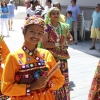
left=51, top=23, right=62, bottom=42
left=20, top=46, right=46, bottom=70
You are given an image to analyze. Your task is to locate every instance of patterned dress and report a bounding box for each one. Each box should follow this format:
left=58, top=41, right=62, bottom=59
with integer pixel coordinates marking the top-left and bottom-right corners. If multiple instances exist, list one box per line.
left=38, top=22, right=70, bottom=100
left=88, top=60, right=100, bottom=100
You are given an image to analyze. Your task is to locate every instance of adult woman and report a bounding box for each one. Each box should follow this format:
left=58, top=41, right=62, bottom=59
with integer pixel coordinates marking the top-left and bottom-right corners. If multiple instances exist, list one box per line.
left=38, top=7, right=73, bottom=100
left=1, top=15, right=64, bottom=100
left=88, top=61, right=100, bottom=100
left=53, top=2, right=66, bottom=23
left=0, top=0, right=10, bottom=37
left=0, top=35, right=10, bottom=99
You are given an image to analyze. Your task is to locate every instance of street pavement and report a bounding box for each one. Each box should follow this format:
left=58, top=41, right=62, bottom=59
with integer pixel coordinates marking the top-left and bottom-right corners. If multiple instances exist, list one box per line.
left=1, top=6, right=100, bottom=100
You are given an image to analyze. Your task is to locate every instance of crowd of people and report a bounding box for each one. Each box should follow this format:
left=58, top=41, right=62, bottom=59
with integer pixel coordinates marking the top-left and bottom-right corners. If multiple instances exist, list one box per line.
left=0, top=0, right=100, bottom=100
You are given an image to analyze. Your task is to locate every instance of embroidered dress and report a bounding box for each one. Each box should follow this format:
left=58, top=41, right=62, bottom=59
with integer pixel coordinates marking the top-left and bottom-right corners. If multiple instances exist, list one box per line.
left=38, top=22, right=70, bottom=100
left=1, top=47, right=64, bottom=100
left=88, top=60, right=100, bottom=100
left=0, top=36, right=10, bottom=100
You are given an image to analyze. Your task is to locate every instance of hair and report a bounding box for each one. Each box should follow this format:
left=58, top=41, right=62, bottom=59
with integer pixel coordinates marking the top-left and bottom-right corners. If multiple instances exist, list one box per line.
left=1, top=0, right=7, bottom=7
left=49, top=7, right=60, bottom=16
left=47, top=0, right=52, bottom=4
left=97, top=4, right=100, bottom=7
left=34, top=9, right=43, bottom=15
left=67, top=11, right=72, bottom=16
left=53, top=2, right=61, bottom=11
left=30, top=0, right=38, bottom=5
left=72, top=0, right=77, bottom=4
left=22, top=25, right=32, bottom=36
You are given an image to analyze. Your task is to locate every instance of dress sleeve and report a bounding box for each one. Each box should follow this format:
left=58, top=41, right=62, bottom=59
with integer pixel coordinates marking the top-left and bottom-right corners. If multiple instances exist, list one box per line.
left=1, top=53, right=26, bottom=96
left=2, top=40, right=10, bottom=62
left=46, top=51, right=64, bottom=90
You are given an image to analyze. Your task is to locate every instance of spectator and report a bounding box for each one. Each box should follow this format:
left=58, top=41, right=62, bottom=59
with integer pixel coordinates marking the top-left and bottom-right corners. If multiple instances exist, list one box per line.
left=0, top=1, right=2, bottom=23
left=66, top=0, right=80, bottom=44
left=53, top=2, right=66, bottom=23
left=66, top=11, right=73, bottom=30
left=25, top=0, right=30, bottom=9
left=44, top=0, right=52, bottom=15
left=27, top=0, right=44, bottom=17
left=7, top=0, right=16, bottom=30
left=89, top=4, right=100, bottom=50
left=40, top=0, right=53, bottom=8
left=0, top=0, right=10, bottom=37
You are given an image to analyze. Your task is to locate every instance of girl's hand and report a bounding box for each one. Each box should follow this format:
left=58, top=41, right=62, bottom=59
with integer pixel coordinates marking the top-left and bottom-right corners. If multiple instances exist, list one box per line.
left=30, top=76, right=49, bottom=90
left=59, top=35, right=66, bottom=46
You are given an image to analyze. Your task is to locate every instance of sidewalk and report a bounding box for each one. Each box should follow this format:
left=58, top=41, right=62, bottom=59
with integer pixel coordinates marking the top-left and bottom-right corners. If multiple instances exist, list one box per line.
left=2, top=6, right=100, bottom=100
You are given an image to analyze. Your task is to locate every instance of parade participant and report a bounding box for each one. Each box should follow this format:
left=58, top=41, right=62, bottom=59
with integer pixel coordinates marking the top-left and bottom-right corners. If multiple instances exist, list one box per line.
left=0, top=35, right=10, bottom=79
left=1, top=15, right=64, bottom=100
left=38, top=7, right=73, bottom=100
left=53, top=2, right=66, bottom=23
left=0, top=35, right=10, bottom=100
left=88, top=60, right=100, bottom=100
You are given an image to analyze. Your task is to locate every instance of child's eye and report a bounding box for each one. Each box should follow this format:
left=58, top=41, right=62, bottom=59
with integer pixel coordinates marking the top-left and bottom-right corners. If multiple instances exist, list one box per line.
left=30, top=31, right=33, bottom=32
left=38, top=33, right=42, bottom=35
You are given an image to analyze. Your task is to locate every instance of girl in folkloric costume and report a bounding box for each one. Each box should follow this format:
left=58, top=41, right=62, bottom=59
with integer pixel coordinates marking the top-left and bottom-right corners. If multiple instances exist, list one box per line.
left=88, top=60, right=100, bottom=100
left=1, top=15, right=64, bottom=100
left=38, top=7, right=73, bottom=100
left=0, top=35, right=10, bottom=99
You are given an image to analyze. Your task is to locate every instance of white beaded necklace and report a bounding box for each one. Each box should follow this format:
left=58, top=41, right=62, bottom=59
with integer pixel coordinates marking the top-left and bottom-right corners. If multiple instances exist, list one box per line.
left=51, top=23, right=62, bottom=42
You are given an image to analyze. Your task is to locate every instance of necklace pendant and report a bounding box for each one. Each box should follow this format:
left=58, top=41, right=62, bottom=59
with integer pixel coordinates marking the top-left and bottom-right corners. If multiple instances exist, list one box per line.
left=29, top=52, right=33, bottom=56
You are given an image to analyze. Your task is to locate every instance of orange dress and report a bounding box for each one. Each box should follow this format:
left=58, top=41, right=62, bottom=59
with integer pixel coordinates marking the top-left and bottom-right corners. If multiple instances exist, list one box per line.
left=1, top=47, right=64, bottom=100
left=0, top=40, right=10, bottom=79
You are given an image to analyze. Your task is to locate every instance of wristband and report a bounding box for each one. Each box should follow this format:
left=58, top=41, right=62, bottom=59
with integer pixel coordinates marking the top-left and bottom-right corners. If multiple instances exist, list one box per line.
left=55, top=43, right=60, bottom=47
left=47, top=81, right=54, bottom=88
left=26, top=84, right=31, bottom=95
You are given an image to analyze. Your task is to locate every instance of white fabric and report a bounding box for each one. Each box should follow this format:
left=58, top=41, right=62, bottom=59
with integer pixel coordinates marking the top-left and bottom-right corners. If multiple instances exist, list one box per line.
left=27, top=6, right=41, bottom=16
left=0, top=18, right=9, bottom=35
left=27, top=8, right=35, bottom=16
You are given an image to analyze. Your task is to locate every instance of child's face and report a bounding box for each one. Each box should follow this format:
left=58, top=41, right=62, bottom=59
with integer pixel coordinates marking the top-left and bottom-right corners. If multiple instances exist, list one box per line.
left=24, top=24, right=44, bottom=45
left=67, top=13, right=71, bottom=18
left=50, top=10, right=60, bottom=22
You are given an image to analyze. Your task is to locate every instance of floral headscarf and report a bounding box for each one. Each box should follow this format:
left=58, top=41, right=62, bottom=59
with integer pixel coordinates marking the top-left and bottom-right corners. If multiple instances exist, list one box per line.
left=22, top=15, right=46, bottom=29
left=45, top=7, right=62, bottom=25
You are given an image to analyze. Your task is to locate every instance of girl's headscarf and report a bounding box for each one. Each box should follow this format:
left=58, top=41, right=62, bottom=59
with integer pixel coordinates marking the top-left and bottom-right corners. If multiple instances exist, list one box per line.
left=45, top=7, right=62, bottom=24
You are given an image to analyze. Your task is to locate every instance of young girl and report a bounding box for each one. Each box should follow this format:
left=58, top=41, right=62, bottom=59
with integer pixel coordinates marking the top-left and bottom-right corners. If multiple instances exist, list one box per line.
left=38, top=7, right=73, bottom=100
left=1, top=15, right=64, bottom=100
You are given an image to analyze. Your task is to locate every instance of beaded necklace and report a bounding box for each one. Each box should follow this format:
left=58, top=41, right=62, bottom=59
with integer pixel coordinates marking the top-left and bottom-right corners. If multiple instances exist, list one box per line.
left=51, top=23, right=62, bottom=42
left=19, top=46, right=46, bottom=71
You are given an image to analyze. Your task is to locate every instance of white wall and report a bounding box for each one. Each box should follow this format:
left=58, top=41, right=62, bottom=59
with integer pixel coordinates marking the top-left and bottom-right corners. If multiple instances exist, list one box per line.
left=54, top=0, right=100, bottom=7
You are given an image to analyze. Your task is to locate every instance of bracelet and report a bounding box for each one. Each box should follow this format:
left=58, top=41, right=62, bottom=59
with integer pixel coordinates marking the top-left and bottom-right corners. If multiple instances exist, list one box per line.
left=65, top=41, right=68, bottom=46
left=26, top=84, right=31, bottom=95
left=55, top=43, right=60, bottom=47
left=47, top=81, right=54, bottom=88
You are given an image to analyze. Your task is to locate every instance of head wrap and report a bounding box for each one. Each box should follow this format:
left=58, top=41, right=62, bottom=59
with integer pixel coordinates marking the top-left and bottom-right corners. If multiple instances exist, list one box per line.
left=22, top=15, right=46, bottom=29
left=45, top=7, right=61, bottom=24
